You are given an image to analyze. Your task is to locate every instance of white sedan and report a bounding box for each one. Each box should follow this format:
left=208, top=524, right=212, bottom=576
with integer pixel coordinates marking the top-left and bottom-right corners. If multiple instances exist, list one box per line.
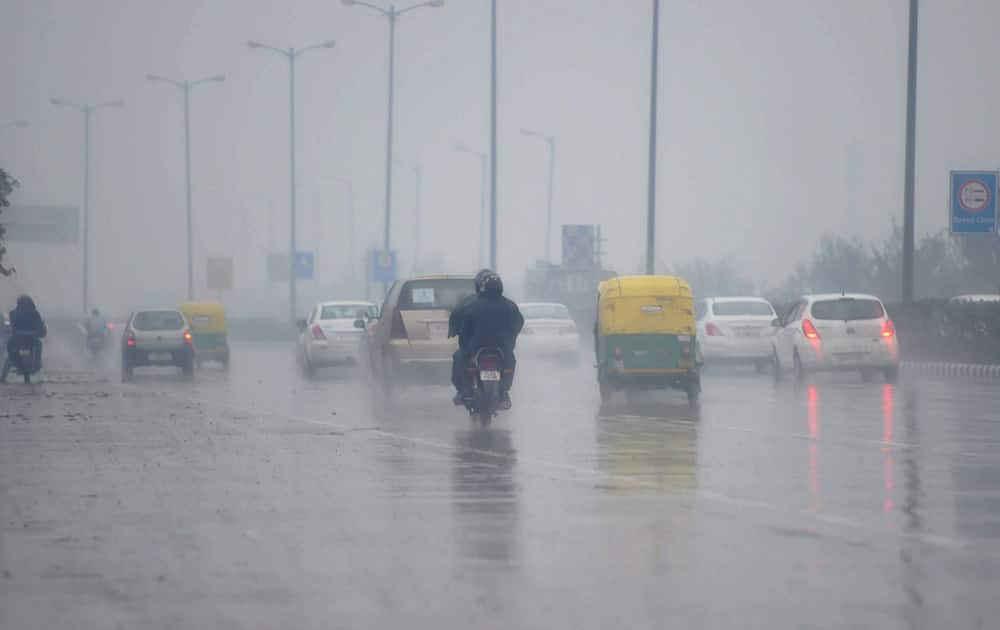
left=297, top=301, right=378, bottom=376
left=517, top=302, right=581, bottom=365
left=696, top=297, right=778, bottom=372
left=772, top=293, right=899, bottom=382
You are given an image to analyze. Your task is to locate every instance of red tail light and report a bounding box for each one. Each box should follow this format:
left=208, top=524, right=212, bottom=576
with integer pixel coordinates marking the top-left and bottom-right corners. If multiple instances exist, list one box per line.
left=183, top=331, right=193, bottom=344
left=126, top=332, right=136, bottom=347
left=881, top=319, right=895, bottom=338
left=107, top=322, right=115, bottom=331
left=614, top=346, right=623, bottom=360
left=311, top=324, right=327, bottom=340
left=478, top=355, right=499, bottom=370
left=390, top=309, right=407, bottom=339
left=705, top=322, right=724, bottom=336
left=802, top=319, right=820, bottom=340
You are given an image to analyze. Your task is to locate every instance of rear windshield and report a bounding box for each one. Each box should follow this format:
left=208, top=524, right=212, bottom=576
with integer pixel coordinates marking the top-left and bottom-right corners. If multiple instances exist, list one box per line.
left=321, top=304, right=376, bottom=320
left=133, top=310, right=185, bottom=331
left=811, top=298, right=885, bottom=321
left=520, top=304, right=571, bottom=320
left=712, top=301, right=774, bottom=317
left=398, top=279, right=476, bottom=311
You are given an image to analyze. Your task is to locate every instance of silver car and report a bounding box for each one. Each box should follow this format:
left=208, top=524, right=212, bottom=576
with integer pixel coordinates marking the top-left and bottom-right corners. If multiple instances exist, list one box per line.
left=121, top=309, right=195, bottom=381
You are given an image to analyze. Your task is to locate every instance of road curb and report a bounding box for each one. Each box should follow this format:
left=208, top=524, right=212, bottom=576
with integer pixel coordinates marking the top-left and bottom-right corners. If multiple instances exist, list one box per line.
left=903, top=361, right=1000, bottom=379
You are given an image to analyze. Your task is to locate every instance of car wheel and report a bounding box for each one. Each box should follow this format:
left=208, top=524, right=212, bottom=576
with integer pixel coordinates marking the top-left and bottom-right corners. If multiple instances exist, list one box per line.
left=771, top=348, right=784, bottom=382
left=122, top=360, right=133, bottom=382
left=598, top=373, right=611, bottom=402
left=302, top=359, right=316, bottom=379
left=181, top=355, right=195, bottom=378
left=686, top=379, right=701, bottom=405
left=793, top=349, right=806, bottom=381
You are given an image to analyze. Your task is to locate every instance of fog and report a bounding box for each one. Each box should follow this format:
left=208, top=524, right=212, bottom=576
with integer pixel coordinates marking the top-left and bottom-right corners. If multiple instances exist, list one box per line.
left=2, top=0, right=1000, bottom=316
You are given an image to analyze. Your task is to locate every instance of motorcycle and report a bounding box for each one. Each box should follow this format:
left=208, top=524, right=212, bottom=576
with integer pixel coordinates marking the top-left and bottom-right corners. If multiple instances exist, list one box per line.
left=80, top=321, right=111, bottom=355
left=2, top=331, right=42, bottom=384
left=463, top=347, right=506, bottom=426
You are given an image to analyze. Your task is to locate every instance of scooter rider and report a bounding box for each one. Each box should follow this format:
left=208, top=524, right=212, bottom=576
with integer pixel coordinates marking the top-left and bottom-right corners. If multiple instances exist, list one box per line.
left=460, top=273, right=524, bottom=409
left=449, top=268, right=493, bottom=405
left=6, top=295, right=46, bottom=371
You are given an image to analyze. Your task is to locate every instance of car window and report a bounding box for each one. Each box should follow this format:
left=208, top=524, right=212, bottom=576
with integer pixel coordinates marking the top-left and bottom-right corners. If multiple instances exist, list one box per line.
left=321, top=304, right=377, bottom=320
left=398, top=279, right=476, bottom=311
left=783, top=301, right=805, bottom=325
left=520, top=304, right=571, bottom=320
left=695, top=301, right=708, bottom=321
left=133, top=310, right=185, bottom=331
left=712, top=301, right=774, bottom=317
left=811, top=298, right=885, bottom=321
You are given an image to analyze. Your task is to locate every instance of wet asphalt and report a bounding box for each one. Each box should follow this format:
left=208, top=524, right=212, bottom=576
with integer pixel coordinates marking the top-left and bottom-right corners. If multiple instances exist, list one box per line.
left=2, top=339, right=1000, bottom=629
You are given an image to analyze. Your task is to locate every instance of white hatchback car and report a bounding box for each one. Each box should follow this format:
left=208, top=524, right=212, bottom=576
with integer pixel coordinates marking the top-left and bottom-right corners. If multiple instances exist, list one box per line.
left=772, top=293, right=899, bottom=381
left=517, top=302, right=580, bottom=365
left=696, top=297, right=777, bottom=371
left=297, top=301, right=378, bottom=376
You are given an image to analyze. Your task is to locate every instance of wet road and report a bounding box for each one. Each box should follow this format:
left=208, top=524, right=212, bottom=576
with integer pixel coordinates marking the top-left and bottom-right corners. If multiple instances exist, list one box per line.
left=2, top=340, right=1000, bottom=628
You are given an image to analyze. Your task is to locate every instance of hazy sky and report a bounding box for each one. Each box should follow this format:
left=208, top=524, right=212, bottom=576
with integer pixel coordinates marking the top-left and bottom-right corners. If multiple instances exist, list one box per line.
left=2, top=0, right=999, bottom=313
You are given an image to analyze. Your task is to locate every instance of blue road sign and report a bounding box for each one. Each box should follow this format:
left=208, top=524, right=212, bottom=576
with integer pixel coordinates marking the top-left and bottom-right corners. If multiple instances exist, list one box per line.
left=294, top=251, right=314, bottom=280
left=950, top=171, right=998, bottom=234
left=370, top=249, right=397, bottom=284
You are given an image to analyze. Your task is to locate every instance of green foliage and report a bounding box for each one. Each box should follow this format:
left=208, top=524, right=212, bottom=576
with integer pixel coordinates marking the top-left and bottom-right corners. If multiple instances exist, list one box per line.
left=0, top=168, right=17, bottom=276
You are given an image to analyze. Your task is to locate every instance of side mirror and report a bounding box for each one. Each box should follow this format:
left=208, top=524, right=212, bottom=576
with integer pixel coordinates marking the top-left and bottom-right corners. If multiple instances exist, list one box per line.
left=296, top=318, right=307, bottom=330
left=771, top=318, right=782, bottom=327
left=353, top=319, right=366, bottom=329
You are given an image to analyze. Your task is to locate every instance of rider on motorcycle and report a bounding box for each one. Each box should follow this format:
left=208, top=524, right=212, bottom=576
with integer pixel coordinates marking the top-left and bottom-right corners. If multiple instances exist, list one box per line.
left=449, top=268, right=494, bottom=405
left=80, top=308, right=109, bottom=339
left=6, top=295, right=46, bottom=371
left=459, top=273, right=524, bottom=409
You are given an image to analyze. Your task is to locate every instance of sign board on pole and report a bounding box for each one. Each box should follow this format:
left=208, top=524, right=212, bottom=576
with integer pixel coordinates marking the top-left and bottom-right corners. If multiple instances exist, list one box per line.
left=950, top=171, right=998, bottom=234
left=370, top=249, right=397, bottom=284
left=561, top=225, right=596, bottom=268
left=206, top=257, right=234, bottom=291
left=294, top=251, right=314, bottom=280
left=2, top=205, right=80, bottom=243
left=267, top=253, right=289, bottom=283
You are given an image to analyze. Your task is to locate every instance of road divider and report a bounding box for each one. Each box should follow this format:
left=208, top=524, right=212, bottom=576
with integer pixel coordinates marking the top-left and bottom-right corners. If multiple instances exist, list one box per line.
left=903, top=361, right=1000, bottom=378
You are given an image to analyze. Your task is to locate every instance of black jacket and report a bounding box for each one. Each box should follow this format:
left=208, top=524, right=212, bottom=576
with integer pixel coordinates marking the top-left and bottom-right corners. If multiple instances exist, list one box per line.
left=462, top=293, right=524, bottom=354
left=9, top=307, right=46, bottom=337
left=448, top=293, right=478, bottom=349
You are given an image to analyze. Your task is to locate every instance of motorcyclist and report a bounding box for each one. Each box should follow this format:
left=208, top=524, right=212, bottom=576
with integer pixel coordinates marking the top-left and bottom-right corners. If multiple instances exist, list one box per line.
left=460, top=273, right=524, bottom=409
left=81, top=308, right=108, bottom=337
left=449, top=268, right=493, bottom=405
left=6, top=295, right=46, bottom=373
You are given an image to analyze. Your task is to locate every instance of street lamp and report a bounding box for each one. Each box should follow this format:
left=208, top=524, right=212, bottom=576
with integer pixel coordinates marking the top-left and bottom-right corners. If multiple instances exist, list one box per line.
left=519, top=128, right=556, bottom=263
left=248, top=38, right=337, bottom=323
left=455, top=143, right=487, bottom=267
left=645, top=0, right=661, bottom=275
left=147, top=73, right=225, bottom=300
left=341, top=0, right=444, bottom=265
left=50, top=97, right=124, bottom=313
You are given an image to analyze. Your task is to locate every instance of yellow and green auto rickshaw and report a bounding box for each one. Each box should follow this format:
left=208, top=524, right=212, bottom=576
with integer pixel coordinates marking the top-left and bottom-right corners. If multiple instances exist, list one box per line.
left=595, top=275, right=700, bottom=403
left=180, top=302, right=230, bottom=369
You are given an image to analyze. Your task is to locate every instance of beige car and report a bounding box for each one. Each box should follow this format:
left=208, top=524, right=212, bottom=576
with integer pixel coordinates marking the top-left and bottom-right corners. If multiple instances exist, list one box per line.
left=365, top=274, right=477, bottom=392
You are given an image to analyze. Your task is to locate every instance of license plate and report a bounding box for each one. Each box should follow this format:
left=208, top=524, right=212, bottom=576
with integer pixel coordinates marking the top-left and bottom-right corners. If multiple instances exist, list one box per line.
left=18, top=349, right=31, bottom=358
left=736, top=328, right=759, bottom=337
left=834, top=352, right=864, bottom=361
left=148, top=352, right=172, bottom=361
left=480, top=369, right=501, bottom=381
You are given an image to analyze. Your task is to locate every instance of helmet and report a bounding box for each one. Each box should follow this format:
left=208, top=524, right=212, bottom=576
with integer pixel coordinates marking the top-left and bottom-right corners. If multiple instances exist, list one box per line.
left=481, top=273, right=503, bottom=296
left=474, top=268, right=493, bottom=293
left=16, top=295, right=35, bottom=311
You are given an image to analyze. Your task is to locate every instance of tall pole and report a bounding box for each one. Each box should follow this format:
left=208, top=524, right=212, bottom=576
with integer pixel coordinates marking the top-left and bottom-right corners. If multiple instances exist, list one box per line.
left=645, top=0, right=660, bottom=275
left=183, top=84, right=193, bottom=300
left=902, top=0, right=919, bottom=304
left=545, top=137, right=555, bottom=263
left=489, top=0, right=498, bottom=270
left=384, top=12, right=397, bottom=255
left=347, top=180, right=356, bottom=280
left=479, top=153, right=487, bottom=266
left=82, top=109, right=91, bottom=313
left=289, top=50, right=298, bottom=323
left=414, top=164, right=422, bottom=270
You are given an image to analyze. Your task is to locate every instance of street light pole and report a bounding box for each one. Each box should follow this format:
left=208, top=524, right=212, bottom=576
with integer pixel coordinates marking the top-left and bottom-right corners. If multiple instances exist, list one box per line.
left=248, top=39, right=336, bottom=323
left=51, top=97, right=123, bottom=313
left=902, top=0, right=919, bottom=304
left=520, top=128, right=557, bottom=263
left=343, top=0, right=443, bottom=263
left=456, top=144, right=488, bottom=266
left=645, top=0, right=660, bottom=275
left=148, top=73, right=225, bottom=300
left=489, top=0, right=498, bottom=270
